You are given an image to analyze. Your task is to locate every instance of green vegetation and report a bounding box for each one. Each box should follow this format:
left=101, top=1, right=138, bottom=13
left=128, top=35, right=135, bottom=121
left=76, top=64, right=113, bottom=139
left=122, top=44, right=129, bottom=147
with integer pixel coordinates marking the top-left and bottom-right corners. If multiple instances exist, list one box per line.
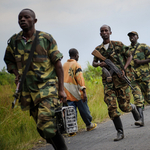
left=0, top=67, right=40, bottom=150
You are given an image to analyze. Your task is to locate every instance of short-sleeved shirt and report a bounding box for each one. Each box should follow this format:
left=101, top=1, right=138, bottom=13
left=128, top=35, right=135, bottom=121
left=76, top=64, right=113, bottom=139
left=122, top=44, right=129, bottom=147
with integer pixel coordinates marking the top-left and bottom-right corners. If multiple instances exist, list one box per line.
left=128, top=42, right=150, bottom=80
left=4, top=30, right=63, bottom=109
left=93, top=41, right=133, bottom=83
left=63, top=59, right=86, bottom=101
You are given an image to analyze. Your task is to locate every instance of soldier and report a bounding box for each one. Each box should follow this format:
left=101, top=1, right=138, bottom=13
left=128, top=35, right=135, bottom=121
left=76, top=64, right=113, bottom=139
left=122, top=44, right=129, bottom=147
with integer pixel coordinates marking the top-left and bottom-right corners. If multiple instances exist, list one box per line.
left=92, top=25, right=140, bottom=141
left=127, top=31, right=150, bottom=127
left=4, top=9, right=67, bottom=150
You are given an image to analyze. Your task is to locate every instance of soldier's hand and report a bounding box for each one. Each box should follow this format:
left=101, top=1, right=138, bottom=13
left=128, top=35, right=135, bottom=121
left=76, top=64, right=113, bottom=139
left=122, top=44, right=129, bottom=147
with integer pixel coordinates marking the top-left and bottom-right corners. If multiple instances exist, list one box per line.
left=59, top=90, right=67, bottom=103
left=121, top=70, right=125, bottom=77
left=15, top=74, right=20, bottom=85
left=100, top=62, right=107, bottom=67
left=134, top=59, right=140, bottom=65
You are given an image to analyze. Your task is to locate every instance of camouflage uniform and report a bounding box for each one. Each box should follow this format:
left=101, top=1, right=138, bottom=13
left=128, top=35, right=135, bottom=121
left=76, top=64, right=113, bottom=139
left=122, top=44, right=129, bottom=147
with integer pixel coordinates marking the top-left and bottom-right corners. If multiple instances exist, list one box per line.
left=4, top=30, right=63, bottom=138
left=93, top=41, right=133, bottom=120
left=129, top=43, right=150, bottom=107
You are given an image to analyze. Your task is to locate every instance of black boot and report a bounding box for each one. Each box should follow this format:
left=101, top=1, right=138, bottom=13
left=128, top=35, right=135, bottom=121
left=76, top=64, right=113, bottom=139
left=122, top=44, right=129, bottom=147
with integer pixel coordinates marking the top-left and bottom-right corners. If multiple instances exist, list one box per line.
left=131, top=104, right=140, bottom=121
left=135, top=107, right=144, bottom=127
left=46, top=131, right=68, bottom=150
left=113, top=116, right=124, bottom=141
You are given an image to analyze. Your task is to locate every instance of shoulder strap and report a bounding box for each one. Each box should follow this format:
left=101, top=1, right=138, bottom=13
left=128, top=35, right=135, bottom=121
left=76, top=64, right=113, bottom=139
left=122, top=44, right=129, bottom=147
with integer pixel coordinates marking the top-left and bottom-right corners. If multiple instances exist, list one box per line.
left=18, top=30, right=40, bottom=92
left=132, top=43, right=140, bottom=57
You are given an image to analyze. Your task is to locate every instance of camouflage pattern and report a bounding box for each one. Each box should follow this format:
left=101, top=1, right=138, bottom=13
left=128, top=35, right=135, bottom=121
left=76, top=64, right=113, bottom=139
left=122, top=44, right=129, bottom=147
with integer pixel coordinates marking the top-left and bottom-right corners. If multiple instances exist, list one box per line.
left=131, top=80, right=145, bottom=107
left=94, top=41, right=133, bottom=120
left=4, top=30, right=63, bottom=110
left=4, top=30, right=63, bottom=138
left=103, top=74, right=132, bottom=119
left=30, top=97, right=62, bottom=139
left=128, top=43, right=150, bottom=106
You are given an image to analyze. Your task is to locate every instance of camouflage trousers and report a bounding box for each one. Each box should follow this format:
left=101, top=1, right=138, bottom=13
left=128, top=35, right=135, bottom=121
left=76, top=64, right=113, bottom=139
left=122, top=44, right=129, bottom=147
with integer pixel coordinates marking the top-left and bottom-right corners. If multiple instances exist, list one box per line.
left=131, top=77, right=150, bottom=107
left=103, top=81, right=132, bottom=120
left=30, top=97, right=62, bottom=139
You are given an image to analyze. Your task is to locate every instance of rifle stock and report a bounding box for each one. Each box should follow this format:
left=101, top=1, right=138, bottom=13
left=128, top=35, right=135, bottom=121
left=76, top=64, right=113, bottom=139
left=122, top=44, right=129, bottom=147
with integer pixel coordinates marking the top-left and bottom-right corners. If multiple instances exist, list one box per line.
left=91, top=50, right=106, bottom=61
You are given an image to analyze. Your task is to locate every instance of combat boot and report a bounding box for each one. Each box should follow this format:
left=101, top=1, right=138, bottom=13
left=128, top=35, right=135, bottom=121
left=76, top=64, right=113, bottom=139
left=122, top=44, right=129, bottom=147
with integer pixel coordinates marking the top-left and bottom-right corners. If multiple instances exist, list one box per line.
left=46, top=131, right=68, bottom=150
left=113, top=116, right=124, bottom=141
left=135, top=107, right=144, bottom=127
left=131, top=104, right=140, bottom=121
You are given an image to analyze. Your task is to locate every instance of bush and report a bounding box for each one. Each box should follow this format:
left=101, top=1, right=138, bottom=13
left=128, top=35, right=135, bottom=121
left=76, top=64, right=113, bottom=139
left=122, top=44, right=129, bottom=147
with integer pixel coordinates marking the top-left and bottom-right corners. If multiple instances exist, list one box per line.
left=0, top=67, right=15, bottom=87
left=83, top=62, right=102, bottom=81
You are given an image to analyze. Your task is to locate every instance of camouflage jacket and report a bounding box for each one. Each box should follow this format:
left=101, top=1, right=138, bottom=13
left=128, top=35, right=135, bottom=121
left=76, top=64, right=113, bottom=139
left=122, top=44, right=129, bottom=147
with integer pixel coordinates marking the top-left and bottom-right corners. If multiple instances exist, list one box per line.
left=93, top=41, right=134, bottom=87
left=4, top=30, right=63, bottom=110
left=128, top=42, right=150, bottom=80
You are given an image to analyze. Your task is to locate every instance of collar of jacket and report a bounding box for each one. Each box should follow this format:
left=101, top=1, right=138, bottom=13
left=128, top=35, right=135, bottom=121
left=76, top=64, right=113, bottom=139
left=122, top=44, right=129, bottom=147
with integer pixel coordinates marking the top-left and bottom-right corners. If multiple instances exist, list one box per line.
left=129, top=42, right=140, bottom=49
left=99, top=41, right=114, bottom=50
left=67, top=59, right=77, bottom=62
left=15, top=29, right=37, bottom=42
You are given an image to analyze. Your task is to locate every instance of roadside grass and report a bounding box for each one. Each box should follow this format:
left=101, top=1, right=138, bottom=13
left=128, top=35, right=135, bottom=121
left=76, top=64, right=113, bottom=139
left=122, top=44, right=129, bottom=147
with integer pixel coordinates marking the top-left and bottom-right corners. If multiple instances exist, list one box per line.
left=0, top=85, right=40, bottom=150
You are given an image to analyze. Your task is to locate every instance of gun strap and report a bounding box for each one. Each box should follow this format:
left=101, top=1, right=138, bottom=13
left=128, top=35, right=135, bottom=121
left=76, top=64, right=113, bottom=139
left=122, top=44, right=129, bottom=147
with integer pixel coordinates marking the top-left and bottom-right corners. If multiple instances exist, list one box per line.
left=131, top=43, right=140, bottom=58
left=16, top=31, right=40, bottom=92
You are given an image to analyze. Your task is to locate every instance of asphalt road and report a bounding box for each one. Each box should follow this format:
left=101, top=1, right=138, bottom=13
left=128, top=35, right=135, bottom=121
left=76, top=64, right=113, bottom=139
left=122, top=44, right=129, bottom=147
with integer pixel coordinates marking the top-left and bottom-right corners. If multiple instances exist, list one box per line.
left=36, top=106, right=150, bottom=150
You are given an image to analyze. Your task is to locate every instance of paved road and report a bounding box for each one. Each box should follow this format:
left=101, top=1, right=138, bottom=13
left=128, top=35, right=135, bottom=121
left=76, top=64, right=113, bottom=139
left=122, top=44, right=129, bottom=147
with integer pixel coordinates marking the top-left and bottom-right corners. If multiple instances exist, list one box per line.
left=36, top=106, right=150, bottom=150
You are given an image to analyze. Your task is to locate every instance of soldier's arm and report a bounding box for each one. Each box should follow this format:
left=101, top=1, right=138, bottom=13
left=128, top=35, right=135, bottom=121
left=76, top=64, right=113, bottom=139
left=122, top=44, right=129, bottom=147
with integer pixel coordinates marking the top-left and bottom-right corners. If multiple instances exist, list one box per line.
left=134, top=45, right=150, bottom=65
left=124, top=55, right=132, bottom=70
left=54, top=60, right=67, bottom=103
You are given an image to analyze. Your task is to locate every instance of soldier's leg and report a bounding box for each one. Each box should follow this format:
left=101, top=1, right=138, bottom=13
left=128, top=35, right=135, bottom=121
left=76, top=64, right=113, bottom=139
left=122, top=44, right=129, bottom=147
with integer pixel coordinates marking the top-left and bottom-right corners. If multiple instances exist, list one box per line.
left=131, top=80, right=144, bottom=126
left=140, top=79, right=150, bottom=104
left=113, top=116, right=124, bottom=141
left=131, top=80, right=144, bottom=107
left=31, top=97, right=67, bottom=150
left=104, top=82, right=123, bottom=141
left=46, top=131, right=67, bottom=150
left=117, top=84, right=140, bottom=121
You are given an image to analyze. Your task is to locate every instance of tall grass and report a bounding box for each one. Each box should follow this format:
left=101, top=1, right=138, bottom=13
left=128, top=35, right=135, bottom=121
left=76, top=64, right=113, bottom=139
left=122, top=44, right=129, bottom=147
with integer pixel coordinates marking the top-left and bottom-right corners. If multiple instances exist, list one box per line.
left=0, top=84, right=40, bottom=150
left=0, top=68, right=40, bottom=150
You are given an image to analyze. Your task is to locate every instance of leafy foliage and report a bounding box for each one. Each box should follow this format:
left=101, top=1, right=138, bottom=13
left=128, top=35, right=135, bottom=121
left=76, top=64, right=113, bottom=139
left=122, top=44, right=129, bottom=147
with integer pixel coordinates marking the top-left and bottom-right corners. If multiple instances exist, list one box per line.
left=0, top=67, right=15, bottom=87
left=83, top=62, right=102, bottom=80
left=0, top=67, right=40, bottom=150
left=83, top=62, right=102, bottom=84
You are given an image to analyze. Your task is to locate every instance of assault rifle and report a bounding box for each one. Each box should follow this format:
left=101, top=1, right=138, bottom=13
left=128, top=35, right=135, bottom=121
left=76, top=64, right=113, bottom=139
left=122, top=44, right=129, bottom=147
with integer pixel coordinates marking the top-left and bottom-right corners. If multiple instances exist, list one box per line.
left=92, top=49, right=135, bottom=91
left=12, top=78, right=21, bottom=109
